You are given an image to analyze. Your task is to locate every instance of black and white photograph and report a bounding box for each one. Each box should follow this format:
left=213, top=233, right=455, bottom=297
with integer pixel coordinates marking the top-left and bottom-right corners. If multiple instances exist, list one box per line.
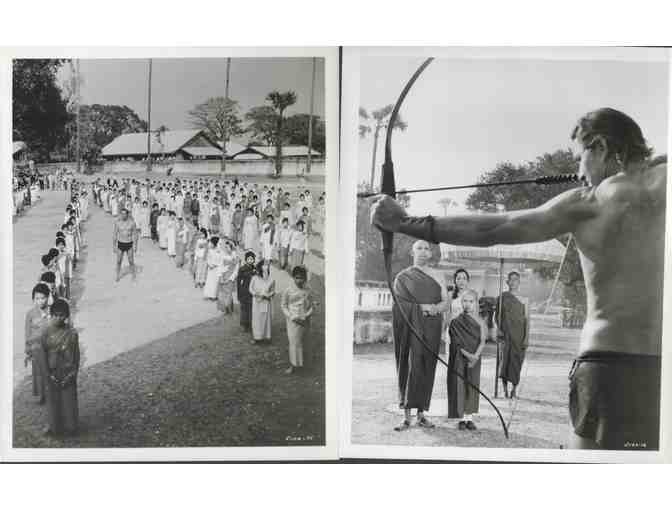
left=3, top=48, right=338, bottom=461
left=340, top=47, right=669, bottom=460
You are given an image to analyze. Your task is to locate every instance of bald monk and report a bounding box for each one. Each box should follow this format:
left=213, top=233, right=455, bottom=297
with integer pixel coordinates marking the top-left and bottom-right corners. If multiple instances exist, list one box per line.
left=371, top=108, right=666, bottom=450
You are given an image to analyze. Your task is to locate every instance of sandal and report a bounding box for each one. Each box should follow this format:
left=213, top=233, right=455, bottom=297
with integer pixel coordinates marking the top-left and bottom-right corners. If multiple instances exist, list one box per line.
left=394, top=419, right=411, bottom=431
left=417, top=416, right=435, bottom=429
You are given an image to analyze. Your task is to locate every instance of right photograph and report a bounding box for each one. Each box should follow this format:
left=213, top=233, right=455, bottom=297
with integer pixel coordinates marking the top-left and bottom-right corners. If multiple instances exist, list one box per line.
left=346, top=48, right=669, bottom=455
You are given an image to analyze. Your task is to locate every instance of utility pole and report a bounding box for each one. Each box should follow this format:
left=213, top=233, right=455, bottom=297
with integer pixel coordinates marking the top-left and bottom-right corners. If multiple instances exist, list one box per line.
left=306, top=57, right=316, bottom=176
left=221, top=57, right=231, bottom=173
left=75, top=59, right=80, bottom=174
left=146, top=58, right=153, bottom=172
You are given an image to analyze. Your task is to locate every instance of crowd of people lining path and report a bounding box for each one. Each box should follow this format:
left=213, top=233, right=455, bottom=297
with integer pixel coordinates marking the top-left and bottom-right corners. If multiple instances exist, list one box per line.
left=23, top=172, right=325, bottom=437
left=12, top=166, right=74, bottom=219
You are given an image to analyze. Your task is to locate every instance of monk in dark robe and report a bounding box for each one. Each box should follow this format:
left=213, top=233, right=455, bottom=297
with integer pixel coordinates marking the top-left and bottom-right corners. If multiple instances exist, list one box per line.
left=448, top=289, right=496, bottom=430
left=496, top=271, right=530, bottom=398
left=392, top=240, right=449, bottom=431
left=237, top=251, right=256, bottom=331
left=32, top=299, right=80, bottom=436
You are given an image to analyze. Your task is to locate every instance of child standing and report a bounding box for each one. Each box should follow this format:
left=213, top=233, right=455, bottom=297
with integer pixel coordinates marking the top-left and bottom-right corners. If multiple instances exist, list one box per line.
left=281, top=266, right=314, bottom=374
left=25, top=283, right=51, bottom=404
left=447, top=289, right=497, bottom=431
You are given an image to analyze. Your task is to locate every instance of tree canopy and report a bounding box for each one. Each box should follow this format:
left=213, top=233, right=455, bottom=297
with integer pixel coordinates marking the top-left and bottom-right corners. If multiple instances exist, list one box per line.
left=464, top=149, right=585, bottom=309
left=187, top=96, right=245, bottom=145
left=65, top=104, right=148, bottom=163
left=245, top=91, right=298, bottom=176
left=13, top=59, right=71, bottom=162
left=284, top=113, right=326, bottom=155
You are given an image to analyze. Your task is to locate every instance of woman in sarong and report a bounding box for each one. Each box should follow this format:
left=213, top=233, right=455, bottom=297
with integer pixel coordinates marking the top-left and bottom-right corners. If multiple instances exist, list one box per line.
left=139, top=200, right=151, bottom=238
left=110, top=191, right=119, bottom=217
left=203, top=237, right=224, bottom=299
left=131, top=197, right=142, bottom=225
left=166, top=212, right=177, bottom=257
left=447, top=289, right=497, bottom=430
left=260, top=215, right=276, bottom=262
left=219, top=202, right=233, bottom=239
left=31, top=299, right=80, bottom=436
left=174, top=217, right=189, bottom=268
left=392, top=240, right=450, bottom=431
left=249, top=259, right=276, bottom=343
left=157, top=208, right=168, bottom=250
left=496, top=271, right=530, bottom=399
left=193, top=229, right=209, bottom=287
left=209, top=198, right=221, bottom=237
left=217, top=240, right=239, bottom=314
left=242, top=208, right=260, bottom=255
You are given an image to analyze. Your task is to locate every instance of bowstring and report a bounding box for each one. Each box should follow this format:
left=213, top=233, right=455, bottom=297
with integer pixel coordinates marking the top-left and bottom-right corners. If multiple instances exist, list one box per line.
left=504, top=235, right=573, bottom=432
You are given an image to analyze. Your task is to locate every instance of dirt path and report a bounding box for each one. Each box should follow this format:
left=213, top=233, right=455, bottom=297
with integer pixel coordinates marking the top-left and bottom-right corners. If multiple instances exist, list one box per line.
left=73, top=202, right=230, bottom=369
left=351, top=332, right=579, bottom=449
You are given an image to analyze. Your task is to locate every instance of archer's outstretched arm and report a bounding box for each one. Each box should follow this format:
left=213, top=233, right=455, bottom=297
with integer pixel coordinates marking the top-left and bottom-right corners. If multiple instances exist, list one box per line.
left=373, top=188, right=597, bottom=246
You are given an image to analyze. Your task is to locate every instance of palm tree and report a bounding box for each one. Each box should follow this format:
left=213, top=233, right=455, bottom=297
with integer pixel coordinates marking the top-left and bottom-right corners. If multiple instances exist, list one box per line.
left=438, top=196, right=459, bottom=216
left=359, top=104, right=407, bottom=189
left=267, top=90, right=297, bottom=177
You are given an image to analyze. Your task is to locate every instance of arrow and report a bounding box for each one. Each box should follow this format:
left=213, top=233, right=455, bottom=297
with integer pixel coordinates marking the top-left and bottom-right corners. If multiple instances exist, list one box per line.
left=358, top=173, right=581, bottom=198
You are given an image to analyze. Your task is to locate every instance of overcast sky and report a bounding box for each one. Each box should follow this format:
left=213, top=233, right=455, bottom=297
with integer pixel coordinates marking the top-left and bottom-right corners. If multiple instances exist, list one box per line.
left=358, top=55, right=669, bottom=215
left=58, top=57, right=325, bottom=138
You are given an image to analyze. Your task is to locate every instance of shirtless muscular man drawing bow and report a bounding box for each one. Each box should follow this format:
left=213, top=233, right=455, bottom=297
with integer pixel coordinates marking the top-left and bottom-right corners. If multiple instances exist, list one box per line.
left=371, top=108, right=666, bottom=450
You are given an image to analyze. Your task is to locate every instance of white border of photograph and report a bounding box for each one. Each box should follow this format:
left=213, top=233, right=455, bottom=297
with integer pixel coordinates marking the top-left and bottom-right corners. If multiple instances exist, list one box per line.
left=0, top=46, right=339, bottom=462
left=338, top=46, right=672, bottom=463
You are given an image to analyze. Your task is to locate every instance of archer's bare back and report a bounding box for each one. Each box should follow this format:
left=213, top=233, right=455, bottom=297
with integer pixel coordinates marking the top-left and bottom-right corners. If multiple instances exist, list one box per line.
left=572, top=163, right=666, bottom=355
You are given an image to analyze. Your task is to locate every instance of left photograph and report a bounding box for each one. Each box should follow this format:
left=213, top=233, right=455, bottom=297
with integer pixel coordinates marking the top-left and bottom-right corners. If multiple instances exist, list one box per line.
left=9, top=54, right=330, bottom=456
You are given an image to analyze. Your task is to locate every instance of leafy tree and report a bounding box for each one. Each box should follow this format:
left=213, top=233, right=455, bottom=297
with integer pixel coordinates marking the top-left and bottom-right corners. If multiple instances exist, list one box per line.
left=13, top=59, right=71, bottom=162
left=245, top=106, right=277, bottom=145
left=465, top=149, right=585, bottom=309
left=246, top=90, right=297, bottom=176
left=187, top=96, right=245, bottom=147
left=359, top=104, right=407, bottom=189
left=64, top=104, right=148, bottom=163
left=284, top=113, right=326, bottom=156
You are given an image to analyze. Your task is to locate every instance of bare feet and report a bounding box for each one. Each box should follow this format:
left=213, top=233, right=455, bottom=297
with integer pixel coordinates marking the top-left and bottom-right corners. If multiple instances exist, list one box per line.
left=284, top=366, right=295, bottom=375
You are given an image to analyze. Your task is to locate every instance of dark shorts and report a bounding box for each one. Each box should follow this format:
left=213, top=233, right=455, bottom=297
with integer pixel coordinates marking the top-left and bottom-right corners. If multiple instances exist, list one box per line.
left=117, top=241, right=133, bottom=253
left=569, top=351, right=661, bottom=450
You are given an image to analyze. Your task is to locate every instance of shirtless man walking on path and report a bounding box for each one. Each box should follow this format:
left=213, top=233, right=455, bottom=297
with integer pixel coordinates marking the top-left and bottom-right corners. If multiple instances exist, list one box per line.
left=113, top=207, right=139, bottom=282
left=371, top=108, right=666, bottom=450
